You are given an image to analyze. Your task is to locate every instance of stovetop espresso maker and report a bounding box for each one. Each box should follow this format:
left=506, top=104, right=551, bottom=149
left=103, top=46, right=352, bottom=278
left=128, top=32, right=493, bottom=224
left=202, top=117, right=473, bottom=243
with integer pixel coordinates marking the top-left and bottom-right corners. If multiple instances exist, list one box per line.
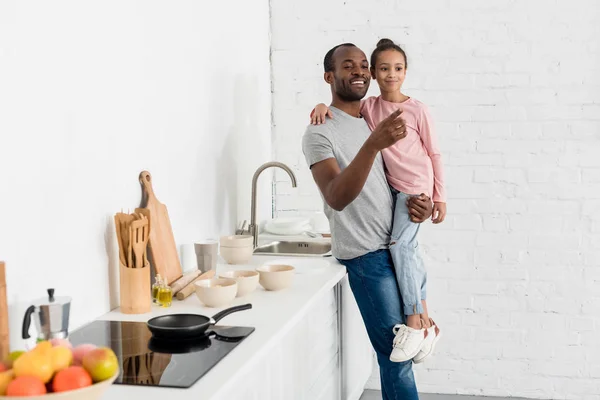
left=22, top=288, right=71, bottom=341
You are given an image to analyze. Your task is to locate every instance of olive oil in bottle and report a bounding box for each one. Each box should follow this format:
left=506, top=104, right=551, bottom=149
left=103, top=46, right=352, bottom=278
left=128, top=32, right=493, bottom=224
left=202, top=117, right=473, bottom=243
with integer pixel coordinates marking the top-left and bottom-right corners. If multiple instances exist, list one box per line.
left=152, top=274, right=162, bottom=304
left=157, top=281, right=173, bottom=308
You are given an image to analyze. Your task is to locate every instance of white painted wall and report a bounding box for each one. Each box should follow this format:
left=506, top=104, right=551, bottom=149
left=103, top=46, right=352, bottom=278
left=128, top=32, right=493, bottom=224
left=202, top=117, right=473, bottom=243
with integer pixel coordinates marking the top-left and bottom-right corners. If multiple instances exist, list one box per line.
left=0, top=0, right=272, bottom=350
left=271, top=0, right=600, bottom=398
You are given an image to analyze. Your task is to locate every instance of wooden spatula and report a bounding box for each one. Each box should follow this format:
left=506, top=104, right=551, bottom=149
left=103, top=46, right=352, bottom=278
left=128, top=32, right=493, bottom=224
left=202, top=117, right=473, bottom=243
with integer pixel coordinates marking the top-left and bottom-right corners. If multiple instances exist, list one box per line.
left=117, top=213, right=135, bottom=268
left=134, top=209, right=151, bottom=267
left=131, top=217, right=149, bottom=269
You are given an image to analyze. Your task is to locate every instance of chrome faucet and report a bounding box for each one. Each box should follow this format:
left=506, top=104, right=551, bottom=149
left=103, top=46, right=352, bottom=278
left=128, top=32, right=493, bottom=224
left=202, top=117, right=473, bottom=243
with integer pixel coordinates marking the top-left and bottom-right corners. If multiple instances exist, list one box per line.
left=248, top=162, right=297, bottom=249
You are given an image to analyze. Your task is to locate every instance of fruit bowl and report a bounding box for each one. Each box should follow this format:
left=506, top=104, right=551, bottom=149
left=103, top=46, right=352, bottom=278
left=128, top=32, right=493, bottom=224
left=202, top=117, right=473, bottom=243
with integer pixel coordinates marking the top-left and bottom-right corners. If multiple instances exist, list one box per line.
left=1, top=370, right=118, bottom=400
left=0, top=341, right=120, bottom=399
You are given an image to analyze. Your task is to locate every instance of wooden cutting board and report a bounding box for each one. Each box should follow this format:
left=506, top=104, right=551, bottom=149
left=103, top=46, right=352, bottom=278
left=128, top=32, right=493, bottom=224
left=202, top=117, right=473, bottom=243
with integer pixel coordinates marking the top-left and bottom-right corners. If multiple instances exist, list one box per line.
left=138, top=171, right=182, bottom=285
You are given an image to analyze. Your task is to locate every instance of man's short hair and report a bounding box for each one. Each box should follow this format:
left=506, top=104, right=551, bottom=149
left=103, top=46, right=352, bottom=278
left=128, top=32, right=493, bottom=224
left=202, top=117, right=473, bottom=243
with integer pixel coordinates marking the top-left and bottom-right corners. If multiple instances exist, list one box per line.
left=323, top=43, right=357, bottom=73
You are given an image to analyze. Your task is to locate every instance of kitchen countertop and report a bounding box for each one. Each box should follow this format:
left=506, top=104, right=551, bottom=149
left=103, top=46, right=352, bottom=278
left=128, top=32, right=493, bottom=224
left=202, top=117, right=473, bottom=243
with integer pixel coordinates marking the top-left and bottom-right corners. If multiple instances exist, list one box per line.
left=97, top=254, right=346, bottom=399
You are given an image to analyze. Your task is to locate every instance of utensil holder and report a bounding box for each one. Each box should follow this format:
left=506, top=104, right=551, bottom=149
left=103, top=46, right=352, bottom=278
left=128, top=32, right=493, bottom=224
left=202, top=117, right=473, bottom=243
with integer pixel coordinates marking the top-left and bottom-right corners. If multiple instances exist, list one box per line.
left=120, top=261, right=151, bottom=314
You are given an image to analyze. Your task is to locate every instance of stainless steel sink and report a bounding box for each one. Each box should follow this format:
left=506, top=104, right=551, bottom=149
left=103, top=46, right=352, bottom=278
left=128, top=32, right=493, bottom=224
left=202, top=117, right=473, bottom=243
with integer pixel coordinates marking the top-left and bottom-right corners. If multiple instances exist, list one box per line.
left=253, top=241, right=332, bottom=257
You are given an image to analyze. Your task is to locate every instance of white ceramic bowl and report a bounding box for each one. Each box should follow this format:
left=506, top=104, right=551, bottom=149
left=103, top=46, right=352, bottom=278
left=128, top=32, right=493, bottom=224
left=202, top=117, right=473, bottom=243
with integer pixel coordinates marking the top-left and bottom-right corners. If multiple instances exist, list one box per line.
left=219, top=235, right=253, bottom=248
left=256, top=264, right=295, bottom=291
left=220, top=245, right=253, bottom=265
left=1, top=371, right=118, bottom=400
left=219, top=270, right=260, bottom=297
left=194, top=278, right=238, bottom=307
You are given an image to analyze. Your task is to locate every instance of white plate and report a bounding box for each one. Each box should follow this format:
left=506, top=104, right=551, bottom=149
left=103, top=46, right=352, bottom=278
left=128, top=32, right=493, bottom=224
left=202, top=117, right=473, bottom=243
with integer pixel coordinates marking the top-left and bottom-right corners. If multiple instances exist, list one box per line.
left=266, top=217, right=310, bottom=230
left=265, top=221, right=312, bottom=236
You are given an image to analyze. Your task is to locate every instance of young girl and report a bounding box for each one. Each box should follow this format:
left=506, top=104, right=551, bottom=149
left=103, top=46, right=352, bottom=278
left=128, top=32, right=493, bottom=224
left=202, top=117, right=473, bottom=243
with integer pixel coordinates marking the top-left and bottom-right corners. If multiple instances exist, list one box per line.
left=310, top=38, right=445, bottom=363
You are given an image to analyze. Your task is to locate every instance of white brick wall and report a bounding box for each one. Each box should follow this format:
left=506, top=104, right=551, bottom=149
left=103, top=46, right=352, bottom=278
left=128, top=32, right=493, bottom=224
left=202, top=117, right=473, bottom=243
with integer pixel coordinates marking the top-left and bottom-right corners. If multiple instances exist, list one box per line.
left=270, top=0, right=600, bottom=398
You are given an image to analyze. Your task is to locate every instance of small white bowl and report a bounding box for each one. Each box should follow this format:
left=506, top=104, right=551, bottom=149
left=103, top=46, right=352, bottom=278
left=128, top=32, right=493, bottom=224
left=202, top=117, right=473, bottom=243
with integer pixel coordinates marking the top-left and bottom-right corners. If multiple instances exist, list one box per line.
left=219, top=270, right=260, bottom=297
left=194, top=278, right=238, bottom=307
left=256, top=264, right=295, bottom=291
left=220, top=235, right=253, bottom=248
left=220, top=245, right=253, bottom=264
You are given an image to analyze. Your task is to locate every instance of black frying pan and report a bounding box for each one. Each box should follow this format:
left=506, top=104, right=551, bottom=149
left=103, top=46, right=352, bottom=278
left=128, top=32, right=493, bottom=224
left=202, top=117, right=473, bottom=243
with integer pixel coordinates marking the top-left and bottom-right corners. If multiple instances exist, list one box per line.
left=146, top=304, right=252, bottom=340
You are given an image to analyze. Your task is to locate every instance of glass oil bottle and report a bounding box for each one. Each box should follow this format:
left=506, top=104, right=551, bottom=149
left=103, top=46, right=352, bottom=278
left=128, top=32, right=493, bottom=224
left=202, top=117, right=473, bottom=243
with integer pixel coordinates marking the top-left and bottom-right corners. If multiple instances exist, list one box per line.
left=157, top=280, right=173, bottom=308
left=152, top=274, right=162, bottom=304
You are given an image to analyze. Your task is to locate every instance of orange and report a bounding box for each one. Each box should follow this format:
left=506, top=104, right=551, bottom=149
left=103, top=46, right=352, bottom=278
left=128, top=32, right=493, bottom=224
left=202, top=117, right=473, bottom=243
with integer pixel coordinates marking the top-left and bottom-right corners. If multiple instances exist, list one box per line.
left=52, top=366, right=93, bottom=393
left=6, top=375, right=47, bottom=396
left=0, top=370, right=16, bottom=395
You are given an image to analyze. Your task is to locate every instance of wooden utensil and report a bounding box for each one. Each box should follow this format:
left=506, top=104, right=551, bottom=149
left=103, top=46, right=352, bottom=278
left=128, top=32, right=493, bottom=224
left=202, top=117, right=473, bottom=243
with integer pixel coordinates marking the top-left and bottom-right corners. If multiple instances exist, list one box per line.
left=114, top=215, right=125, bottom=266
left=134, top=209, right=151, bottom=266
left=131, top=217, right=149, bottom=269
left=128, top=224, right=134, bottom=268
left=120, top=213, right=135, bottom=268
left=134, top=209, right=151, bottom=235
left=0, top=261, right=9, bottom=360
left=138, top=171, right=182, bottom=285
left=175, top=269, right=215, bottom=300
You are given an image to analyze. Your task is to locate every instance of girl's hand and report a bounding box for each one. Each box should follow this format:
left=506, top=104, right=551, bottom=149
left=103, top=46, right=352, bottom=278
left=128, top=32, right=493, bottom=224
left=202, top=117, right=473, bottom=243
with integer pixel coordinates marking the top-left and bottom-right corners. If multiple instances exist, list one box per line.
left=407, top=193, right=433, bottom=223
left=310, top=103, right=333, bottom=125
left=432, top=202, right=447, bottom=224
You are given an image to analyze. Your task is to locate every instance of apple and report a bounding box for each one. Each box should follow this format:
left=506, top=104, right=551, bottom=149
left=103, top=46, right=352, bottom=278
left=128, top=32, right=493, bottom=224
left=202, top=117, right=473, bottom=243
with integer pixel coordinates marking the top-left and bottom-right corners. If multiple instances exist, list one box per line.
left=82, top=347, right=118, bottom=382
left=72, top=344, right=97, bottom=366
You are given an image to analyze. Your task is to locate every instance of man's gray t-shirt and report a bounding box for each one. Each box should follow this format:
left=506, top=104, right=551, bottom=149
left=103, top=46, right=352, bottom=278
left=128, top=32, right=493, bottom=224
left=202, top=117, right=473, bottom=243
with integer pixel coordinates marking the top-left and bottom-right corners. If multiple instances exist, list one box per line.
left=302, top=106, right=393, bottom=260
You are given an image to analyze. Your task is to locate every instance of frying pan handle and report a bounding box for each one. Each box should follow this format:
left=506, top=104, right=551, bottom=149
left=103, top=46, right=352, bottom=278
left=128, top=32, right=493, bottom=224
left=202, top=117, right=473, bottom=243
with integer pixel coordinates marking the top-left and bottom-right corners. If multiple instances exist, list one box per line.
left=211, top=304, right=252, bottom=324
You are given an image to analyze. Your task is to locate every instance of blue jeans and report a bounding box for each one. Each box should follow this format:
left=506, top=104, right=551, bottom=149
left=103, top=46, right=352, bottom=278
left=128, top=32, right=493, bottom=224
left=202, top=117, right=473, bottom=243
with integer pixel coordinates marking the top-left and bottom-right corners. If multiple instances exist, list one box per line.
left=337, top=249, right=419, bottom=400
left=390, top=189, right=427, bottom=316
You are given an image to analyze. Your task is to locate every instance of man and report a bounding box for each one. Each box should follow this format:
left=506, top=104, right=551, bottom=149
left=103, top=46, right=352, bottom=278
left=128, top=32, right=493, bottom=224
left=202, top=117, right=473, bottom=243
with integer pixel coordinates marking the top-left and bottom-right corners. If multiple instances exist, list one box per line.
left=302, top=43, right=433, bottom=399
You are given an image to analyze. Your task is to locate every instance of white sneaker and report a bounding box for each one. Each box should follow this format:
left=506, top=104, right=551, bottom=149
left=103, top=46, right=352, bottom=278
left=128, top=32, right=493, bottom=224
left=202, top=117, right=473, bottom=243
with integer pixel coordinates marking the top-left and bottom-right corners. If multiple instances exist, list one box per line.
left=413, top=319, right=441, bottom=364
left=389, top=323, right=427, bottom=362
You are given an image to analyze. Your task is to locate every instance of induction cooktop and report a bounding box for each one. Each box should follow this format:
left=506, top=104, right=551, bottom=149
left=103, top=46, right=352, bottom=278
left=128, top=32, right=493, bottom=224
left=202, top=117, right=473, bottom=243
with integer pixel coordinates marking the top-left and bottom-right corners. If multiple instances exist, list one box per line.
left=68, top=320, right=254, bottom=388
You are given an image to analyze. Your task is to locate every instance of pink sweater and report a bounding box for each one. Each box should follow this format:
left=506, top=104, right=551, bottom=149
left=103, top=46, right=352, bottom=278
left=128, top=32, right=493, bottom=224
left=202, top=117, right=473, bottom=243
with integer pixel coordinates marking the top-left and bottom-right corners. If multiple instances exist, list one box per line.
left=361, top=96, right=446, bottom=202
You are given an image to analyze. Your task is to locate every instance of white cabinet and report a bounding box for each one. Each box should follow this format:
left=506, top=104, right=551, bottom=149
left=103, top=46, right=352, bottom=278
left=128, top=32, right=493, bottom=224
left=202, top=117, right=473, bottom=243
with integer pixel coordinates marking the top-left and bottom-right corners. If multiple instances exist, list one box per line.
left=340, top=274, right=373, bottom=400
left=217, top=275, right=372, bottom=400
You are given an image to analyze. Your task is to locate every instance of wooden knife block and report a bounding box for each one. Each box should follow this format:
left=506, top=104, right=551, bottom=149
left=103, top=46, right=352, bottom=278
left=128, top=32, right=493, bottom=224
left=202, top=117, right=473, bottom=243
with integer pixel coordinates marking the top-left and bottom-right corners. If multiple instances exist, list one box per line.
left=119, top=261, right=151, bottom=314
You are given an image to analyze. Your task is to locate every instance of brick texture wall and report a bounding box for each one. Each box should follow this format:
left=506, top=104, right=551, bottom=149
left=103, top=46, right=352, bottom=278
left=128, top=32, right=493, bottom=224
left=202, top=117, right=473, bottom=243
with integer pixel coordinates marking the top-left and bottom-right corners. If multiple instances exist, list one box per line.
left=271, top=0, right=600, bottom=399
left=271, top=0, right=600, bottom=398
